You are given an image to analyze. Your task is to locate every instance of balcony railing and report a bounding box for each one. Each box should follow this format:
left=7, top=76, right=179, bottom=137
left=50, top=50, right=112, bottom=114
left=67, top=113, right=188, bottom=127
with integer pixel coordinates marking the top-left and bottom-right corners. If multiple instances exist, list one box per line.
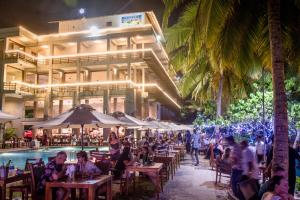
left=4, top=51, right=37, bottom=65
left=4, top=49, right=168, bottom=69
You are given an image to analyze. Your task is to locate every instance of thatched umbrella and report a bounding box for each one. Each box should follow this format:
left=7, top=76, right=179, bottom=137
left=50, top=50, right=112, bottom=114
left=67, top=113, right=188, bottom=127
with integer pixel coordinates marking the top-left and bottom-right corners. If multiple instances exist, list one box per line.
left=34, top=104, right=126, bottom=150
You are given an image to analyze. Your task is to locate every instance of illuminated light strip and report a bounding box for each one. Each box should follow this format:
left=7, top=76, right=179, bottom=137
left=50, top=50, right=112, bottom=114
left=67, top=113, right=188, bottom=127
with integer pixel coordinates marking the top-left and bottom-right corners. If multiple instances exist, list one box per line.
left=37, top=24, right=153, bottom=39
left=159, top=42, right=169, bottom=61
left=5, top=49, right=37, bottom=60
left=5, top=48, right=153, bottom=60
left=137, top=83, right=181, bottom=109
left=11, top=80, right=181, bottom=109
left=6, top=48, right=180, bottom=95
left=19, top=26, right=39, bottom=40
left=150, top=49, right=180, bottom=95
left=12, top=80, right=133, bottom=89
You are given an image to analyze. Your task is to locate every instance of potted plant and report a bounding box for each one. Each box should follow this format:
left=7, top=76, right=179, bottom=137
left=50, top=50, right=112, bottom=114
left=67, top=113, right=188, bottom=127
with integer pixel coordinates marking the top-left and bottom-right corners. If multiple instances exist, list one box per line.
left=2, top=128, right=16, bottom=148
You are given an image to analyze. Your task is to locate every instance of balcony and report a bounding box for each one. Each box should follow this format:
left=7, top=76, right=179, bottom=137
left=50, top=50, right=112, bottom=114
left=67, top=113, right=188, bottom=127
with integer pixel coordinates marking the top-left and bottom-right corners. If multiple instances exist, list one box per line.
left=4, top=51, right=37, bottom=65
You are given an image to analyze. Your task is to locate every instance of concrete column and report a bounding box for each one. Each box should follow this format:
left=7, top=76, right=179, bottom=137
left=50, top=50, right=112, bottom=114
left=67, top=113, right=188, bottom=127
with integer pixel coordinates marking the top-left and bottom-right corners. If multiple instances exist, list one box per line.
left=74, top=41, right=81, bottom=106
left=113, top=97, right=117, bottom=112
left=125, top=88, right=136, bottom=116
left=0, top=39, right=5, bottom=110
left=103, top=38, right=111, bottom=114
left=59, top=100, right=63, bottom=114
left=103, top=90, right=110, bottom=114
left=44, top=44, right=54, bottom=119
left=127, top=37, right=131, bottom=80
left=141, top=67, right=145, bottom=118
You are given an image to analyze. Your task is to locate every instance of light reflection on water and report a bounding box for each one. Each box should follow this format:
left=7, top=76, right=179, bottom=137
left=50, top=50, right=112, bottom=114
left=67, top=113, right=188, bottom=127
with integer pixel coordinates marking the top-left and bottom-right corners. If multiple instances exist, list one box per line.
left=0, top=146, right=109, bottom=169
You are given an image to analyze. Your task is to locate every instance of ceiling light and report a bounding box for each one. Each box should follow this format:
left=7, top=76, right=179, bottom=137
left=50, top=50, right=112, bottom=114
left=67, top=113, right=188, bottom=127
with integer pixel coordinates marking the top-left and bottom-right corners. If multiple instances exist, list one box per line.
left=79, top=8, right=85, bottom=15
left=94, top=40, right=102, bottom=44
left=89, top=26, right=100, bottom=36
left=20, top=37, right=29, bottom=42
left=68, top=42, right=76, bottom=46
left=156, top=35, right=162, bottom=42
left=41, top=45, right=49, bottom=49
left=136, top=35, right=142, bottom=39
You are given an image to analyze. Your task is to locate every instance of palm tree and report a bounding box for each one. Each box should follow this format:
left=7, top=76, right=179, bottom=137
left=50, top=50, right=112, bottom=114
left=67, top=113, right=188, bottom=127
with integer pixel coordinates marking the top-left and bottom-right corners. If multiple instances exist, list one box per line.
left=165, top=1, right=257, bottom=117
left=163, top=0, right=300, bottom=172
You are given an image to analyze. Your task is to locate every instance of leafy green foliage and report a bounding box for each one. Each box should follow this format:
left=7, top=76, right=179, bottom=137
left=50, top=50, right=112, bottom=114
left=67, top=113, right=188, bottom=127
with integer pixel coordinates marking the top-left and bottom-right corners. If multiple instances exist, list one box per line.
left=3, top=128, right=16, bottom=141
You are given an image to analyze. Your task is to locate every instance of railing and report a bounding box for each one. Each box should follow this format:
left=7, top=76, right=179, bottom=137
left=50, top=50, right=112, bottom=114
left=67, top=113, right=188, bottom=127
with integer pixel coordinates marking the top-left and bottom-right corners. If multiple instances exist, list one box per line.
left=4, top=51, right=37, bottom=65
left=3, top=83, right=16, bottom=92
left=4, top=49, right=168, bottom=70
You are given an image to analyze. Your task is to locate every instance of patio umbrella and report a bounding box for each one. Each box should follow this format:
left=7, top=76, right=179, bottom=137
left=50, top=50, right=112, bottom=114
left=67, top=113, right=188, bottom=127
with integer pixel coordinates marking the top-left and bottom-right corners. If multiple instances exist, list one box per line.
left=111, top=111, right=154, bottom=129
left=34, top=104, right=126, bottom=150
left=144, top=118, right=170, bottom=130
left=0, top=111, right=19, bottom=123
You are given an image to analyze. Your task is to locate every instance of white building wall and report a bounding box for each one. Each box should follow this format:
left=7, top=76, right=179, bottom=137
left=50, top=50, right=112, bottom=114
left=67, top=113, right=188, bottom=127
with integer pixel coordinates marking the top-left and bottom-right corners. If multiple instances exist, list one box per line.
left=3, top=97, right=25, bottom=137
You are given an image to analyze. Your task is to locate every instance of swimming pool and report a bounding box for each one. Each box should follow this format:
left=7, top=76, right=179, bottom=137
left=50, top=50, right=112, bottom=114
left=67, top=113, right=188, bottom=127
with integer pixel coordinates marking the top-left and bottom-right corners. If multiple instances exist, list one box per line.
left=0, top=146, right=109, bottom=169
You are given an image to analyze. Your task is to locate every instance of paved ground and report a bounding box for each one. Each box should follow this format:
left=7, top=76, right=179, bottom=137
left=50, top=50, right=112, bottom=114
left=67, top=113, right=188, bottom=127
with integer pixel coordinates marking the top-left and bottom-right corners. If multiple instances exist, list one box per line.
left=115, top=154, right=229, bottom=200
left=154, top=155, right=229, bottom=200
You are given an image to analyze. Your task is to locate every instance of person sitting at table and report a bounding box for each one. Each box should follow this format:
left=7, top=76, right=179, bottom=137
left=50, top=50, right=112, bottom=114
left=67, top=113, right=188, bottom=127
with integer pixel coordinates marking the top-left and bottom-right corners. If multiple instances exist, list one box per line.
left=76, top=151, right=101, bottom=177
left=157, top=140, right=168, bottom=151
left=114, top=142, right=133, bottom=179
left=216, top=147, right=231, bottom=166
left=258, top=165, right=285, bottom=200
left=37, top=151, right=67, bottom=200
left=137, top=146, right=161, bottom=191
left=76, top=151, right=104, bottom=199
left=261, top=176, right=293, bottom=200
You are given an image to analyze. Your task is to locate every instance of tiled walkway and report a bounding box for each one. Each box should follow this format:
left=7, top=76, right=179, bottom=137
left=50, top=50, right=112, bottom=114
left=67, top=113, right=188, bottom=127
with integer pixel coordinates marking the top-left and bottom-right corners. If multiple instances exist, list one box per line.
left=116, top=154, right=229, bottom=200
left=155, top=155, right=229, bottom=200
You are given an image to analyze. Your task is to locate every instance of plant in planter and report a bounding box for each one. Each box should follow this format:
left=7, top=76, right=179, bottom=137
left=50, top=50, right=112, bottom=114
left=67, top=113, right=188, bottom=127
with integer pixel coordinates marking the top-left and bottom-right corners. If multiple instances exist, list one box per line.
left=2, top=128, right=16, bottom=148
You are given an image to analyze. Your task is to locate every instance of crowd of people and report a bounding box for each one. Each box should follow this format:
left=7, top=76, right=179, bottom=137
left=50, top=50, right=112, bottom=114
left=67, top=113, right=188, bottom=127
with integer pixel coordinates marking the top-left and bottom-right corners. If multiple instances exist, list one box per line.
left=34, top=127, right=298, bottom=200
left=36, top=130, right=184, bottom=199
left=183, top=126, right=298, bottom=200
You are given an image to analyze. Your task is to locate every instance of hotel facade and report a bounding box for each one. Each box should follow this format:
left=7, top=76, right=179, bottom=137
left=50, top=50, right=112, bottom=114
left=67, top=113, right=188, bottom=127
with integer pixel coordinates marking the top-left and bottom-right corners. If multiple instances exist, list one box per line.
left=0, top=12, right=181, bottom=136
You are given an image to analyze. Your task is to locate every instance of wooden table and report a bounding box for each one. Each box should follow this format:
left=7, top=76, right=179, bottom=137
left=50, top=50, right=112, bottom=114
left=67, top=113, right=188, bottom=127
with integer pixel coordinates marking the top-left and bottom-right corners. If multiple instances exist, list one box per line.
left=154, top=155, right=176, bottom=179
left=169, top=150, right=180, bottom=168
left=0, top=171, right=31, bottom=200
left=126, top=163, right=163, bottom=199
left=45, top=175, right=112, bottom=200
left=172, top=145, right=185, bottom=160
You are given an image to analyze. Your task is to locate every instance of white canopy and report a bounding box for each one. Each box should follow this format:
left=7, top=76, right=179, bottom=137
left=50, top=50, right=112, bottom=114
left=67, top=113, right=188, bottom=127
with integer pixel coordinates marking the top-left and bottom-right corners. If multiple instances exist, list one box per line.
left=0, top=111, right=19, bottom=123
left=34, top=104, right=126, bottom=129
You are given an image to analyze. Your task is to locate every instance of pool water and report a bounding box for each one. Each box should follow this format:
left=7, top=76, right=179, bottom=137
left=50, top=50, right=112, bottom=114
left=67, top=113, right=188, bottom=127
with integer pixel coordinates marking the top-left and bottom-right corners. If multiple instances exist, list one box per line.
left=0, top=146, right=109, bottom=169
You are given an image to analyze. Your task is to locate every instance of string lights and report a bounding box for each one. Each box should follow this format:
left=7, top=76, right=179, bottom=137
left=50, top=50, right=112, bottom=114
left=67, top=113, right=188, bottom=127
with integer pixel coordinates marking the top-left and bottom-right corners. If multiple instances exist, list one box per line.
left=11, top=80, right=181, bottom=109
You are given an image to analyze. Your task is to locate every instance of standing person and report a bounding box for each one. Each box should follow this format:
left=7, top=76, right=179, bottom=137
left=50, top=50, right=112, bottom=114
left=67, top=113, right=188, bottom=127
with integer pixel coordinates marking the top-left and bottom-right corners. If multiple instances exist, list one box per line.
left=109, top=132, right=120, bottom=164
left=177, top=131, right=183, bottom=144
left=225, top=136, right=243, bottom=199
left=191, top=128, right=201, bottom=166
left=255, top=135, right=265, bottom=163
left=185, top=130, right=192, bottom=154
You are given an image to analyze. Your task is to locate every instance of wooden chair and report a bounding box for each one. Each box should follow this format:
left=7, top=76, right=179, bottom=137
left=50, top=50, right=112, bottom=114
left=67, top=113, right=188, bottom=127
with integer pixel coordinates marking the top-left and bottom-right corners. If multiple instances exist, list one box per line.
left=95, top=159, right=111, bottom=175
left=6, top=165, right=32, bottom=200
left=24, top=158, right=43, bottom=171
left=215, top=160, right=231, bottom=184
left=27, top=162, right=45, bottom=200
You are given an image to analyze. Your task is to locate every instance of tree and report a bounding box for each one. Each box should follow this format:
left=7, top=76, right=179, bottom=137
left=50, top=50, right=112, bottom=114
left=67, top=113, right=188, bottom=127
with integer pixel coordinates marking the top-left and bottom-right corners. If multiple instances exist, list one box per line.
left=163, top=0, right=300, bottom=173
left=165, top=1, right=255, bottom=118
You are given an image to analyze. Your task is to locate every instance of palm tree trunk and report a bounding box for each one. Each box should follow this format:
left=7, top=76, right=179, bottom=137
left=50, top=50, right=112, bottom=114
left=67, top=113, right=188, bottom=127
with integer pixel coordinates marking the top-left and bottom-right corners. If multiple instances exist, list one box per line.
left=216, top=75, right=224, bottom=118
left=268, top=0, right=289, bottom=174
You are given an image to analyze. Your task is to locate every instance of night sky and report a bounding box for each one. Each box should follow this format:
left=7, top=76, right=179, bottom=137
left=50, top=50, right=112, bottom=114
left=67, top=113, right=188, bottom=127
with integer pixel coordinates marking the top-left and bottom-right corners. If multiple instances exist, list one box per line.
left=0, top=0, right=168, bottom=34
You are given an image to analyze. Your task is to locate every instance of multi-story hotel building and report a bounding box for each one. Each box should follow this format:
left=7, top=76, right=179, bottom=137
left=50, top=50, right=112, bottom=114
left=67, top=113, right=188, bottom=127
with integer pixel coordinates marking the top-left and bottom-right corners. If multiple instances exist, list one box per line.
left=0, top=12, right=181, bottom=136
